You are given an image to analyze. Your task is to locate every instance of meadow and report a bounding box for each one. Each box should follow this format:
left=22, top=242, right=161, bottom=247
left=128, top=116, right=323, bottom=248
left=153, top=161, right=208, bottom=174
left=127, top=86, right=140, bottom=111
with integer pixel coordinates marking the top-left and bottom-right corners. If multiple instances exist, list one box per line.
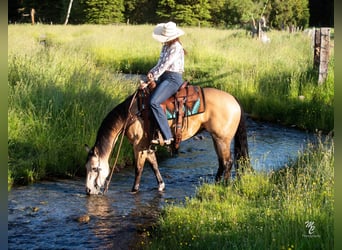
left=8, top=24, right=334, bottom=249
left=8, top=24, right=333, bottom=184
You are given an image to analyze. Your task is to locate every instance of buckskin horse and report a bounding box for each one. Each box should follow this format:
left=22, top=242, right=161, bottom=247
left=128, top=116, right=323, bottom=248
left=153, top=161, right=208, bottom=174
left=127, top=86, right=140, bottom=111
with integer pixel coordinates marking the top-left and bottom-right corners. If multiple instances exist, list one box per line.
left=84, top=83, right=249, bottom=195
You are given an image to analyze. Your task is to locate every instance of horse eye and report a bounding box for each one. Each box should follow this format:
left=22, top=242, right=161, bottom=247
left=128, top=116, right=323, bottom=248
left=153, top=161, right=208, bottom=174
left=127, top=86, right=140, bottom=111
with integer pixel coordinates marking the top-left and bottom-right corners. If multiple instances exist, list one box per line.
left=92, top=167, right=98, bottom=172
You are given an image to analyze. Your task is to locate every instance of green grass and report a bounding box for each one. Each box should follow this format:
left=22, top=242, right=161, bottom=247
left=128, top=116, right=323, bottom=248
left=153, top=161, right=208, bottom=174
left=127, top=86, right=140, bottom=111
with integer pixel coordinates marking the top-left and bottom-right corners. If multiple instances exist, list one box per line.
left=143, top=135, right=334, bottom=249
left=8, top=24, right=334, bottom=186
left=8, top=25, right=139, bottom=184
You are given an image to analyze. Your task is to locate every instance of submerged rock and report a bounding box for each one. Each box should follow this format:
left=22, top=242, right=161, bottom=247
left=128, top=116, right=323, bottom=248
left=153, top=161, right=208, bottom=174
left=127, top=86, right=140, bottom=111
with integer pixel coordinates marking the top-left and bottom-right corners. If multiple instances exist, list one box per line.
left=31, top=207, right=39, bottom=212
left=75, top=214, right=90, bottom=223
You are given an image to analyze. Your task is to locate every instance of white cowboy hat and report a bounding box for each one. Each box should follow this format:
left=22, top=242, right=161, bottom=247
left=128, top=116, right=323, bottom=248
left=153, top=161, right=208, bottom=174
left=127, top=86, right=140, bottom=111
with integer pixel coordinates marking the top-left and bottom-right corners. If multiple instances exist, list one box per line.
left=152, top=22, right=185, bottom=43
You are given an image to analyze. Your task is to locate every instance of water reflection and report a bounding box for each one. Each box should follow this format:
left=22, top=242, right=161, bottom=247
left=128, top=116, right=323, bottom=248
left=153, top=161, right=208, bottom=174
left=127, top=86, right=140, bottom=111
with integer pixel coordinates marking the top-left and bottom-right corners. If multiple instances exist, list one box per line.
left=83, top=190, right=164, bottom=249
left=84, top=195, right=115, bottom=249
left=130, top=191, right=163, bottom=220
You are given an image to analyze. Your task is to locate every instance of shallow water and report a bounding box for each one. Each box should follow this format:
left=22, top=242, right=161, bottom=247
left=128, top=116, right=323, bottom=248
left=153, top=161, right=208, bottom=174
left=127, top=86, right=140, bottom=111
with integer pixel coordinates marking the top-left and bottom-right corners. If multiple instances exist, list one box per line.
left=8, top=119, right=313, bottom=249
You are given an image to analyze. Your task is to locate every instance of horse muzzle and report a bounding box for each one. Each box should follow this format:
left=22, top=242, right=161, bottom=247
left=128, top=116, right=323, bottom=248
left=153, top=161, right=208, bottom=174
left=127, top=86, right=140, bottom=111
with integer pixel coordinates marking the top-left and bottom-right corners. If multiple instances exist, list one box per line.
left=86, top=186, right=103, bottom=195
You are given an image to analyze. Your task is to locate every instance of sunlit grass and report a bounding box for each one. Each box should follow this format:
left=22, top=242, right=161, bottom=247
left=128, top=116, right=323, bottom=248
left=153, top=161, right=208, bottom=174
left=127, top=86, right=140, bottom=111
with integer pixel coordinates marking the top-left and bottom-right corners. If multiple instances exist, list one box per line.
left=8, top=25, right=138, bottom=184
left=145, top=135, right=334, bottom=249
left=8, top=24, right=333, bottom=186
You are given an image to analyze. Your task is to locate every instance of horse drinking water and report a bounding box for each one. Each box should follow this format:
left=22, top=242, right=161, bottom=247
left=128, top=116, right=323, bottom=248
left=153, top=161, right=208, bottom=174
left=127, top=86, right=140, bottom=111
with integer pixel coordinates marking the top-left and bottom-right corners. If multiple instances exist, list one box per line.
left=85, top=85, right=249, bottom=195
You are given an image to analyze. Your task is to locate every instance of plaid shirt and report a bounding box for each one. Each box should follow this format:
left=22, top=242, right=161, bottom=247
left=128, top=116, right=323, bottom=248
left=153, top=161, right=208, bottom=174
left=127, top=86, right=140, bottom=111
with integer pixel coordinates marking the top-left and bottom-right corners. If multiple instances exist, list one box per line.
left=150, top=41, right=184, bottom=80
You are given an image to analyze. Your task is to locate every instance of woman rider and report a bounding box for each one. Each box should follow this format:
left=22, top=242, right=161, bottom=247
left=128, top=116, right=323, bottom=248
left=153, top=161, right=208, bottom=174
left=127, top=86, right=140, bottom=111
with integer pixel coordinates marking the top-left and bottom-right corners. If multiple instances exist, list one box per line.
left=146, top=21, right=185, bottom=145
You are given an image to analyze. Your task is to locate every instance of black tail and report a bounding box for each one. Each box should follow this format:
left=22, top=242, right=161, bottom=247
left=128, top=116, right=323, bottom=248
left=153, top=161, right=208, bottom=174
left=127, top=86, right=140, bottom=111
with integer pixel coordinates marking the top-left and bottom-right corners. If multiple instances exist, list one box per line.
left=234, top=103, right=251, bottom=172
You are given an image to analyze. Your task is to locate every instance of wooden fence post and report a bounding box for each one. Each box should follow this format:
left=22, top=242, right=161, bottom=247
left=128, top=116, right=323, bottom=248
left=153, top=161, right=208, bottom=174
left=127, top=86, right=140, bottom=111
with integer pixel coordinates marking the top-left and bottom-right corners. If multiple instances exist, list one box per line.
left=30, top=8, right=35, bottom=25
left=314, top=28, right=330, bottom=84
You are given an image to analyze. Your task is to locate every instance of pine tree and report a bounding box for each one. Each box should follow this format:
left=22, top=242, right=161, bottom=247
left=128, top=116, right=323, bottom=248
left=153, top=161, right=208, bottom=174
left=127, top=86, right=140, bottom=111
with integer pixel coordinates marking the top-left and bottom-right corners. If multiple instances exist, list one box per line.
left=269, top=0, right=310, bottom=29
left=85, top=0, right=124, bottom=24
left=157, top=0, right=211, bottom=26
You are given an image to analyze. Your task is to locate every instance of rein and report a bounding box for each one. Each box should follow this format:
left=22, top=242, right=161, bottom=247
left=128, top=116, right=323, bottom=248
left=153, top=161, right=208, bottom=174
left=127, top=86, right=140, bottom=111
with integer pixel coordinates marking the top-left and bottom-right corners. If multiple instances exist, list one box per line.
left=103, top=90, right=138, bottom=194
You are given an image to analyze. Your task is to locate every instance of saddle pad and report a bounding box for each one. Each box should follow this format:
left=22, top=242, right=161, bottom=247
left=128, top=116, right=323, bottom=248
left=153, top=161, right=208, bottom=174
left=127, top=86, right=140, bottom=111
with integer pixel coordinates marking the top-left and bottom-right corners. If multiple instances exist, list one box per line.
left=162, top=85, right=205, bottom=120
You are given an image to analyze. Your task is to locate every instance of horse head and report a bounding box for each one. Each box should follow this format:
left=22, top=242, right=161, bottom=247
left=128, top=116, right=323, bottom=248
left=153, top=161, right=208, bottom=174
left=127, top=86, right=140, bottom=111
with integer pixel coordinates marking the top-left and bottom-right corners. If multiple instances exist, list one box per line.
left=85, top=144, right=110, bottom=195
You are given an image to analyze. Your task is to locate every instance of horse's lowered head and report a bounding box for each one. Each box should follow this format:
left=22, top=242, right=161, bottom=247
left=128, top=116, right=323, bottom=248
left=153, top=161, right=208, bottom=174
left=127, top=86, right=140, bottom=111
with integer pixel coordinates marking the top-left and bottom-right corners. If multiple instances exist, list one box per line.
left=85, top=144, right=110, bottom=195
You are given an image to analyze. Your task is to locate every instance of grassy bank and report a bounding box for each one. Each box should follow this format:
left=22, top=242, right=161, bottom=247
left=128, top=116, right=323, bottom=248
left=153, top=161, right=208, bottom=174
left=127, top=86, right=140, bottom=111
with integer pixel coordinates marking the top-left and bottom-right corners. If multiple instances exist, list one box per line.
left=8, top=25, right=138, bottom=186
left=143, top=135, right=333, bottom=249
left=8, top=24, right=334, bottom=187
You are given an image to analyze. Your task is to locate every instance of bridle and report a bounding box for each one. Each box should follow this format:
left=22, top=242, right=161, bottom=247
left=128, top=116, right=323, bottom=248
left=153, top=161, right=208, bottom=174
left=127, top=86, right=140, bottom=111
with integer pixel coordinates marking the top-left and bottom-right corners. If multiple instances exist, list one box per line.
left=93, top=159, right=102, bottom=191
left=88, top=87, right=143, bottom=194
left=103, top=90, right=139, bottom=194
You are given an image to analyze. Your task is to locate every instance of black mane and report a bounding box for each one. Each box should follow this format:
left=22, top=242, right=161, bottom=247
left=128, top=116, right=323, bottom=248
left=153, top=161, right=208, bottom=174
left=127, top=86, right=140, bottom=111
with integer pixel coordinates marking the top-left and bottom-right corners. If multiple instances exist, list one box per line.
left=94, top=94, right=134, bottom=157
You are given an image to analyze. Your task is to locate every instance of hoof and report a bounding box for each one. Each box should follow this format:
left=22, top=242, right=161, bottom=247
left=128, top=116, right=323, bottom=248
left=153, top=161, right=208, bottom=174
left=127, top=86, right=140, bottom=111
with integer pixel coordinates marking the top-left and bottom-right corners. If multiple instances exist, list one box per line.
left=130, top=189, right=139, bottom=194
left=158, top=182, right=165, bottom=192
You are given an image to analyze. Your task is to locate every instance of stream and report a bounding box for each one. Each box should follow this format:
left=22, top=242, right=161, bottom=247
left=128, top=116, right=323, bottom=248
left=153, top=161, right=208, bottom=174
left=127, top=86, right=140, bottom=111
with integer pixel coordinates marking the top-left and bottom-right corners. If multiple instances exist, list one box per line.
left=8, top=118, right=314, bottom=249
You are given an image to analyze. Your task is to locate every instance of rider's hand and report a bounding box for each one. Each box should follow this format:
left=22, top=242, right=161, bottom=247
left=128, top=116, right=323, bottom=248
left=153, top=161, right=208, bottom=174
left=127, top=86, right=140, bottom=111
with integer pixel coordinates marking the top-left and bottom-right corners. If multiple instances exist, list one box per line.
left=139, top=80, right=148, bottom=89
left=147, top=72, right=154, bottom=82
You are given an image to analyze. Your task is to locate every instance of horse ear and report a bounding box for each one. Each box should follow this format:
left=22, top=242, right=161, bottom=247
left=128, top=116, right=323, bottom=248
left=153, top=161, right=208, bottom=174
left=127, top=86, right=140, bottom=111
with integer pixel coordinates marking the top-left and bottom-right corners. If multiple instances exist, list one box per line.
left=85, top=144, right=99, bottom=157
left=85, top=144, right=90, bottom=153
left=93, top=147, right=99, bottom=157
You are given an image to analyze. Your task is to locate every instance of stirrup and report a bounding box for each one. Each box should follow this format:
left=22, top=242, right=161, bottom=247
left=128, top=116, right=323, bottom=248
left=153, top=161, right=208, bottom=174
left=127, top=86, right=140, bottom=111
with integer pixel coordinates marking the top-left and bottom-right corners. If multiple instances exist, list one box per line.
left=151, top=138, right=173, bottom=146
left=151, top=130, right=166, bottom=146
left=164, top=138, right=174, bottom=145
left=151, top=139, right=161, bottom=145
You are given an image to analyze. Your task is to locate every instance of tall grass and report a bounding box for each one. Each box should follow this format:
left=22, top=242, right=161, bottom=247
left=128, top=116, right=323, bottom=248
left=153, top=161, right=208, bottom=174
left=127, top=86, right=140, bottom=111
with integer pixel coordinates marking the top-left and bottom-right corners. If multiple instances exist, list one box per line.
left=8, top=25, right=139, bottom=184
left=8, top=24, right=333, bottom=186
left=144, top=135, right=334, bottom=249
left=183, top=28, right=334, bottom=130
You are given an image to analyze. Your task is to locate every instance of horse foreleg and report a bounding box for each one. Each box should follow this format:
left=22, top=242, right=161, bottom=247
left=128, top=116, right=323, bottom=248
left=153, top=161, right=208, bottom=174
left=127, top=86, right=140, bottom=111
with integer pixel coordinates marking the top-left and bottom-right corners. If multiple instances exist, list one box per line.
left=132, top=150, right=147, bottom=193
left=147, top=150, right=165, bottom=191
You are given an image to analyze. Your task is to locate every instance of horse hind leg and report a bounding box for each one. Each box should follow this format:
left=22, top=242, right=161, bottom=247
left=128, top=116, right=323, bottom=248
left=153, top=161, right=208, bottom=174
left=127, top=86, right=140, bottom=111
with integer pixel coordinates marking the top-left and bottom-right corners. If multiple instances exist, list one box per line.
left=213, top=138, right=233, bottom=182
left=215, top=157, right=233, bottom=182
left=223, top=158, right=234, bottom=180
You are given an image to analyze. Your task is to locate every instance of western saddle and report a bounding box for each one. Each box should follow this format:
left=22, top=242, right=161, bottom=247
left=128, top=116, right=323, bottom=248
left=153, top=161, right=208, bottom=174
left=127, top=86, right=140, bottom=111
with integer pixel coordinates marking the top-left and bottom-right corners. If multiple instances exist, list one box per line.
left=137, top=80, right=205, bottom=150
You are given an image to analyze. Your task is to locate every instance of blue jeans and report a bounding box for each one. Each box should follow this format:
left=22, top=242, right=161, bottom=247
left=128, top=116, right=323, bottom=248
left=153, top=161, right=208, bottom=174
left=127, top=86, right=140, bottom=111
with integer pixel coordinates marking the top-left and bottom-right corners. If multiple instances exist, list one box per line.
left=150, top=71, right=183, bottom=140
